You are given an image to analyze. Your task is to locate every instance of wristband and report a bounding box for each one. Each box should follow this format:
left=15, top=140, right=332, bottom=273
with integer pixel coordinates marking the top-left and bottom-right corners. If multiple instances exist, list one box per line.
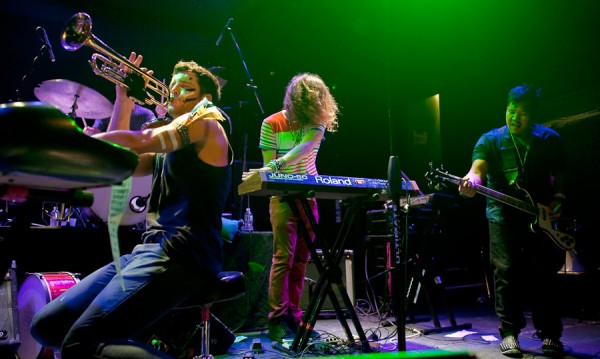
left=276, top=157, right=286, bottom=170
left=266, top=160, right=278, bottom=172
left=267, top=158, right=287, bottom=173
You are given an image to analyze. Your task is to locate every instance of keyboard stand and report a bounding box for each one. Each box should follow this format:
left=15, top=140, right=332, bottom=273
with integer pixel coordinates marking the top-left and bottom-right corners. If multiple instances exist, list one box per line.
left=285, top=193, right=372, bottom=353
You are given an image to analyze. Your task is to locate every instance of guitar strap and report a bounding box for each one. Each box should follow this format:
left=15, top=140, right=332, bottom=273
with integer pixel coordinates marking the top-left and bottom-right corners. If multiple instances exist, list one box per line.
left=496, top=128, right=520, bottom=186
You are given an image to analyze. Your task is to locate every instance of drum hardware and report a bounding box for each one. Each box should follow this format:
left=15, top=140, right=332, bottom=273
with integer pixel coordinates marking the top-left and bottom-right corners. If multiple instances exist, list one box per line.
left=40, top=202, right=82, bottom=227
left=61, top=12, right=170, bottom=110
left=0, top=200, right=15, bottom=226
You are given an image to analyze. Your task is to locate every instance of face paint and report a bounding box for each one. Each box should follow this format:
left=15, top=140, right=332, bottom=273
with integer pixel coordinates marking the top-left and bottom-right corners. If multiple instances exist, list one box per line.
left=157, top=132, right=167, bottom=150
left=166, top=128, right=179, bottom=149
left=168, top=71, right=202, bottom=118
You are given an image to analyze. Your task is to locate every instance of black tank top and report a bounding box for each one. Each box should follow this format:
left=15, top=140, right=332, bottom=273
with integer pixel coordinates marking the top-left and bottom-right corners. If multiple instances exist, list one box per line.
left=142, top=143, right=231, bottom=275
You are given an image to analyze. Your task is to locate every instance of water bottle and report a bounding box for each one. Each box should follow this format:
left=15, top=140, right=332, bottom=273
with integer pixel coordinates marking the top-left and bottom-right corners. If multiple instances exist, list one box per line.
left=49, top=206, right=60, bottom=226
left=61, top=208, right=70, bottom=226
left=243, top=207, right=254, bottom=231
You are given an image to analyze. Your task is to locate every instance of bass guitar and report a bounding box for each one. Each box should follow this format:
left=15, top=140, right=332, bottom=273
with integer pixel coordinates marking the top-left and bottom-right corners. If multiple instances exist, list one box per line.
left=425, top=164, right=575, bottom=251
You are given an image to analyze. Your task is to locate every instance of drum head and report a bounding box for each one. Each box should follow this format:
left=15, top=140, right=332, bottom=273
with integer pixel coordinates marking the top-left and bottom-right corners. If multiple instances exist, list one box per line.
left=86, top=175, right=152, bottom=226
left=17, top=274, right=52, bottom=359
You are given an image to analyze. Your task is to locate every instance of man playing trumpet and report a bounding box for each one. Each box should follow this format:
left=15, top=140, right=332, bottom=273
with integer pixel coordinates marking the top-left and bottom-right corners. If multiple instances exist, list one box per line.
left=30, top=52, right=233, bottom=359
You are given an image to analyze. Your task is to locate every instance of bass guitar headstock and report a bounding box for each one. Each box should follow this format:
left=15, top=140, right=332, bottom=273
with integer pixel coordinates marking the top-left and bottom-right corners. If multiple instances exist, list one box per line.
left=424, top=162, right=449, bottom=191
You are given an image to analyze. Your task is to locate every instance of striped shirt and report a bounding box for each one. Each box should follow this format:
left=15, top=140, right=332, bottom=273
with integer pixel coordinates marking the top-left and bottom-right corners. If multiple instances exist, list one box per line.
left=259, top=111, right=325, bottom=175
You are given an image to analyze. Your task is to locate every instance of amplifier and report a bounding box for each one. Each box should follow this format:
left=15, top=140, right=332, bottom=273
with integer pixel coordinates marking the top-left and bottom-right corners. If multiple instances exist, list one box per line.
left=0, top=260, right=19, bottom=348
left=300, top=250, right=354, bottom=314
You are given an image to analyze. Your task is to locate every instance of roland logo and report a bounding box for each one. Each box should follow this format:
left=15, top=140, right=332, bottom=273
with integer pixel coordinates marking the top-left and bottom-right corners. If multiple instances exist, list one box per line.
left=315, top=175, right=352, bottom=186
left=268, top=173, right=308, bottom=181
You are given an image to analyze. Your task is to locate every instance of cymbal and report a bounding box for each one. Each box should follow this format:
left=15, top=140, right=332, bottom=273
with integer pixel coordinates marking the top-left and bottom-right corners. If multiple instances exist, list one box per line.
left=34, top=79, right=114, bottom=119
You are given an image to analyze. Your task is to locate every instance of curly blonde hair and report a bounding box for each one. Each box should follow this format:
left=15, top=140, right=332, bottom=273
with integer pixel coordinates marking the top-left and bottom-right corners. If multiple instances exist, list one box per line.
left=283, top=73, right=339, bottom=132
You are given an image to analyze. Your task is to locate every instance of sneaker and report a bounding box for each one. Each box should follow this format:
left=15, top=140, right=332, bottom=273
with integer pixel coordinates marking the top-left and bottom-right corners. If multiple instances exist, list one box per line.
left=542, top=338, right=564, bottom=356
left=500, top=335, right=521, bottom=357
left=268, top=321, right=295, bottom=342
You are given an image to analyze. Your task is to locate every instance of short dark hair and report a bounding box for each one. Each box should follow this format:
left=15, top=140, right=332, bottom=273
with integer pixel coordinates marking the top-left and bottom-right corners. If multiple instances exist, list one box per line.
left=172, top=61, right=221, bottom=102
left=507, top=83, right=542, bottom=117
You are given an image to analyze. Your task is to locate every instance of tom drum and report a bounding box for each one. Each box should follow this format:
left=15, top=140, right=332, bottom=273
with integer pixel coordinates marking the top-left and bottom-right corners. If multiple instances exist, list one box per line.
left=17, top=272, right=80, bottom=359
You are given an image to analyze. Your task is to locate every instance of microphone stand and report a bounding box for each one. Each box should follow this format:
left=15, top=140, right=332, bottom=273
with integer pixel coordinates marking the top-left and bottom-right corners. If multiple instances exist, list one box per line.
left=220, top=22, right=265, bottom=220
left=13, top=41, right=49, bottom=102
left=223, top=25, right=264, bottom=115
left=387, top=156, right=407, bottom=351
left=389, top=195, right=407, bottom=352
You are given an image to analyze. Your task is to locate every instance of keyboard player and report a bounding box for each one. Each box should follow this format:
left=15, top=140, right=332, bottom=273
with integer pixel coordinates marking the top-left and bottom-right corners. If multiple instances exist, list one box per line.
left=241, top=73, right=340, bottom=342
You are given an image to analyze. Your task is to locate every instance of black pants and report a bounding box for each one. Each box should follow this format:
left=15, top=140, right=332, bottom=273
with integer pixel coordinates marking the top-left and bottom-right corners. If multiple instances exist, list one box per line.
left=489, top=221, right=565, bottom=340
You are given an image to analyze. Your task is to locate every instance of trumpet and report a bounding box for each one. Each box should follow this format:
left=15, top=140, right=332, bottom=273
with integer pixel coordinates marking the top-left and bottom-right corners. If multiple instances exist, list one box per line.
left=61, top=12, right=170, bottom=109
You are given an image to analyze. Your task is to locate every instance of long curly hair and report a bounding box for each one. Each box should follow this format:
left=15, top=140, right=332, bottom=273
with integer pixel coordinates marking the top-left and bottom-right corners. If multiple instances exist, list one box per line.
left=283, top=73, right=339, bottom=132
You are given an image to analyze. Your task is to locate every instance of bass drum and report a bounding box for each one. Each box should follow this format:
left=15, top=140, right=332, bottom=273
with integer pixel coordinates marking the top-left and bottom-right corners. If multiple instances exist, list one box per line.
left=85, top=175, right=152, bottom=227
left=17, top=272, right=80, bottom=359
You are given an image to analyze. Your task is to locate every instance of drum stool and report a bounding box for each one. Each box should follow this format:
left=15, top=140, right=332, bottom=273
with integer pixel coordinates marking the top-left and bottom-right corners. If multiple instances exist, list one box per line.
left=174, top=271, right=245, bottom=359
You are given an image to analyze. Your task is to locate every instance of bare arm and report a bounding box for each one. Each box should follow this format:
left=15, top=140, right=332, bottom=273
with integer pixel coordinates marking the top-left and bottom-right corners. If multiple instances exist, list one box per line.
left=278, top=128, right=324, bottom=168
left=241, top=127, right=324, bottom=181
left=95, top=103, right=227, bottom=162
left=458, top=159, right=488, bottom=197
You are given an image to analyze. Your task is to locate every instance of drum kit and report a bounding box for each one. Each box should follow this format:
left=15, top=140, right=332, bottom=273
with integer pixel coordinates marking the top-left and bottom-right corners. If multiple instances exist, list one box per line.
left=0, top=12, right=241, bottom=359
left=0, top=83, right=147, bottom=358
left=1, top=11, right=234, bottom=229
left=1, top=78, right=152, bottom=229
left=38, top=78, right=152, bottom=229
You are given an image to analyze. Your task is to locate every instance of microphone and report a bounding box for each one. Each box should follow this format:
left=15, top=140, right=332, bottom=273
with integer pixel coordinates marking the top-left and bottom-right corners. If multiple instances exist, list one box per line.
left=36, top=26, right=55, bottom=62
left=215, top=18, right=233, bottom=46
left=387, top=155, right=401, bottom=204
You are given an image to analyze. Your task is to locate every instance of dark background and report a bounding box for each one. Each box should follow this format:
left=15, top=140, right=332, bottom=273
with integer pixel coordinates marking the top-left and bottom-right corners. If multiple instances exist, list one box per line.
left=2, top=0, right=599, bottom=305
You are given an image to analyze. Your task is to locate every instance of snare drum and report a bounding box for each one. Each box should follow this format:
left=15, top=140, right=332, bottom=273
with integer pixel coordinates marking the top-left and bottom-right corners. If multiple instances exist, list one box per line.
left=85, top=175, right=152, bottom=227
left=17, top=272, right=80, bottom=359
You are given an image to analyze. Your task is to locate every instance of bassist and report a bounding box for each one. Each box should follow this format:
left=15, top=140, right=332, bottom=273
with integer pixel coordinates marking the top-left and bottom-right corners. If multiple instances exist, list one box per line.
left=458, top=83, right=567, bottom=357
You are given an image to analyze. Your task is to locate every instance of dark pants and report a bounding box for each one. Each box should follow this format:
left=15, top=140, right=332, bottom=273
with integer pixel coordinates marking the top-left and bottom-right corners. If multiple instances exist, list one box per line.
left=30, top=243, right=216, bottom=359
left=489, top=221, right=565, bottom=340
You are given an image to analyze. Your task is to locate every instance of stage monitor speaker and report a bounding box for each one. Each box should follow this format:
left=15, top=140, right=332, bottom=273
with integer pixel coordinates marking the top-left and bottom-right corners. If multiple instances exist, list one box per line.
left=301, top=250, right=354, bottom=315
left=0, top=260, right=19, bottom=348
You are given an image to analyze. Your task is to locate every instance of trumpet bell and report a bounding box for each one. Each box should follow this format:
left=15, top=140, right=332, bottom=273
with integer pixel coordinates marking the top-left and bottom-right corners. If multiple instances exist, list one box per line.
left=61, top=12, right=93, bottom=52
left=60, top=12, right=171, bottom=110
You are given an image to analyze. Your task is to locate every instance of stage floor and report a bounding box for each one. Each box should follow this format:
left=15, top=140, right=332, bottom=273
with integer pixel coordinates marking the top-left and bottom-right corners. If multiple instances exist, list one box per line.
left=224, top=301, right=600, bottom=359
